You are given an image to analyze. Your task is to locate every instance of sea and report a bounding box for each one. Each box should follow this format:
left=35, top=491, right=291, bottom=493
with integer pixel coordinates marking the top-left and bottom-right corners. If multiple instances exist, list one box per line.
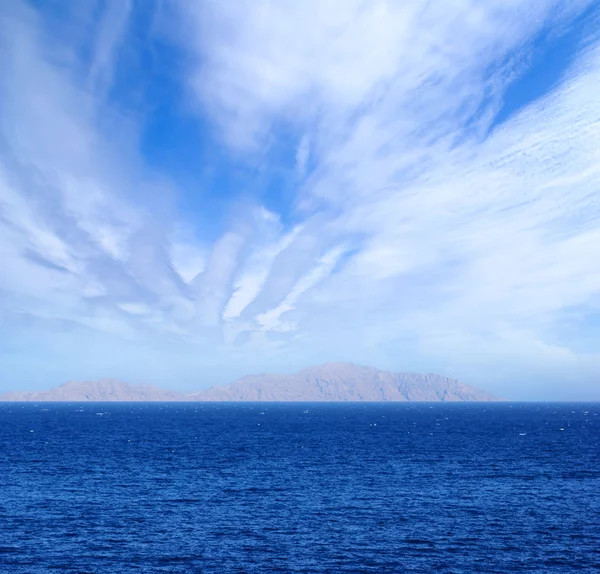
left=0, top=402, right=598, bottom=573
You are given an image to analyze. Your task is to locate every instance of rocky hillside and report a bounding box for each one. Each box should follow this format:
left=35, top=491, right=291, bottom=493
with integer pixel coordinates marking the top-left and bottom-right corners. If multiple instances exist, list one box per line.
left=188, top=362, right=498, bottom=402
left=0, top=379, right=185, bottom=402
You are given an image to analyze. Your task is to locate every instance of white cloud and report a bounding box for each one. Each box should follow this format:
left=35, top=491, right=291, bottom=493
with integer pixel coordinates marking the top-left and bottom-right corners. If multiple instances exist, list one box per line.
left=295, top=135, right=311, bottom=177
left=222, top=225, right=301, bottom=321
left=181, top=0, right=594, bottom=151
left=254, top=245, right=346, bottom=333
left=173, top=0, right=600, bottom=393
left=0, top=1, right=175, bottom=339
left=190, top=231, right=247, bottom=326
left=87, top=0, right=133, bottom=95
left=170, top=241, right=207, bottom=284
left=118, top=302, right=151, bottom=316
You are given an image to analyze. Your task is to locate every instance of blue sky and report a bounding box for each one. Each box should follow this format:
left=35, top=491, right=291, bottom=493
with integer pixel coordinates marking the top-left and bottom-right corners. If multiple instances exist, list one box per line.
left=1, top=0, right=599, bottom=399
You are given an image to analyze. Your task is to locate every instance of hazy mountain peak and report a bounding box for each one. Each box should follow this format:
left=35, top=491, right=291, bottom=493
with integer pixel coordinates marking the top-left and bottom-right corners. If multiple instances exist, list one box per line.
left=190, top=363, right=498, bottom=402
left=0, top=379, right=185, bottom=402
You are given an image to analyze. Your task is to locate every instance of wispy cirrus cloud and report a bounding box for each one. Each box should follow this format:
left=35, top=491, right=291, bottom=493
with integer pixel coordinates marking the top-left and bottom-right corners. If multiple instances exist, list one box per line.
left=0, top=1, right=162, bottom=338
left=173, top=0, right=600, bottom=395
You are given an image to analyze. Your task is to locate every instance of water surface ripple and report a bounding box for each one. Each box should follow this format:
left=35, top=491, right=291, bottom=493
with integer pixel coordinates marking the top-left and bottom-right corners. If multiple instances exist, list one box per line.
left=0, top=402, right=598, bottom=573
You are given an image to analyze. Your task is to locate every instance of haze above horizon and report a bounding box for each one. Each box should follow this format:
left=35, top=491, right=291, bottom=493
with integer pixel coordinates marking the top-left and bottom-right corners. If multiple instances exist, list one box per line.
left=1, top=1, right=599, bottom=400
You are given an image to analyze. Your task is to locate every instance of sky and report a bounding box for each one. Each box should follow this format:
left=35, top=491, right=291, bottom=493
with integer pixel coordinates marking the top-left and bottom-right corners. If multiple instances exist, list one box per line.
left=0, top=0, right=599, bottom=400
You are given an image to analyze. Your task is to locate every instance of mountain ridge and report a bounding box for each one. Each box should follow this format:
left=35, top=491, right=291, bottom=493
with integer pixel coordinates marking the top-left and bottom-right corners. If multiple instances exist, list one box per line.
left=0, top=362, right=499, bottom=402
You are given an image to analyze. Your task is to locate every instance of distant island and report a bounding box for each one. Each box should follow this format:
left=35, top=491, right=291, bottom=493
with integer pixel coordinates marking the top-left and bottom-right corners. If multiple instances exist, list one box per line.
left=0, top=363, right=499, bottom=402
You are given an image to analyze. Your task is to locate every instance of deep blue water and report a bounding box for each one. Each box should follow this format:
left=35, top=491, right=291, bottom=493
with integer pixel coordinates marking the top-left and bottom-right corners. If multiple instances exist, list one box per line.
left=0, top=402, right=598, bottom=573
